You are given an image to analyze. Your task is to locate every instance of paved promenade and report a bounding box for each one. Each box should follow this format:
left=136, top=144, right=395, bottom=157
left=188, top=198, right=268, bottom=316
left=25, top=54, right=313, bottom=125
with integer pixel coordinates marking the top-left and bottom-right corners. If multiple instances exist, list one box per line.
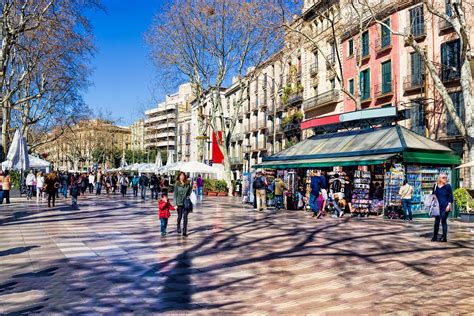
left=0, top=194, right=473, bottom=314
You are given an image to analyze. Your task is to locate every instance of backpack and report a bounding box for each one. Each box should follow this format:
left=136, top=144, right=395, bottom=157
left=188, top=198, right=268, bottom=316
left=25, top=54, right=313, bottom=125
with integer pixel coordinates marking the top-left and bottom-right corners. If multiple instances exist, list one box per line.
left=332, top=179, right=342, bottom=193
left=254, top=176, right=265, bottom=189
left=132, top=177, right=139, bottom=186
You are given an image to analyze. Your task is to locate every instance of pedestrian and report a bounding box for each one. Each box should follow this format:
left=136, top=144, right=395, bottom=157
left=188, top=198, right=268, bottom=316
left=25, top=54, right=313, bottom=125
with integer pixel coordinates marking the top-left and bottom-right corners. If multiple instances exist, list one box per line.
left=105, top=174, right=112, bottom=194
left=161, top=175, right=169, bottom=195
left=95, top=171, right=103, bottom=195
left=253, top=170, right=268, bottom=212
left=273, top=175, right=286, bottom=211
left=36, top=171, right=45, bottom=202
left=150, top=174, right=159, bottom=200
left=309, top=171, right=323, bottom=217
left=119, top=173, right=129, bottom=197
left=174, top=171, right=192, bottom=237
left=432, top=173, right=453, bottom=242
left=0, top=170, right=11, bottom=204
left=60, top=172, right=69, bottom=198
left=80, top=174, right=88, bottom=196
left=26, top=170, right=36, bottom=200
left=44, top=172, right=59, bottom=208
left=236, top=177, right=242, bottom=197
left=399, top=180, right=414, bottom=221
left=70, top=173, right=80, bottom=206
left=111, top=173, right=118, bottom=194
left=88, top=172, right=95, bottom=194
left=139, top=173, right=149, bottom=200
left=196, top=174, right=203, bottom=203
left=131, top=174, right=139, bottom=197
left=158, top=193, right=175, bottom=236
left=317, top=188, right=328, bottom=218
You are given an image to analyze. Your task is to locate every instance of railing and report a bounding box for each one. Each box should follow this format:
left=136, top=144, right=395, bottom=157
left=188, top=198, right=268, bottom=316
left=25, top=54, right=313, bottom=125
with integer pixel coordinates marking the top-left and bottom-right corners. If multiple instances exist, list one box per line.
left=326, top=55, right=335, bottom=69
left=257, top=140, right=267, bottom=150
left=310, top=63, right=318, bottom=77
left=275, top=100, right=285, bottom=112
left=250, top=101, right=258, bottom=111
left=374, top=82, right=393, bottom=98
left=311, top=76, right=319, bottom=87
left=283, top=122, right=301, bottom=133
left=405, top=23, right=426, bottom=39
left=258, top=119, right=268, bottom=130
left=230, top=157, right=243, bottom=164
left=303, top=90, right=339, bottom=111
left=287, top=92, right=304, bottom=106
left=235, top=133, right=244, bottom=142
left=439, top=18, right=453, bottom=32
left=403, top=75, right=424, bottom=91
left=441, top=68, right=460, bottom=82
left=360, top=89, right=371, bottom=101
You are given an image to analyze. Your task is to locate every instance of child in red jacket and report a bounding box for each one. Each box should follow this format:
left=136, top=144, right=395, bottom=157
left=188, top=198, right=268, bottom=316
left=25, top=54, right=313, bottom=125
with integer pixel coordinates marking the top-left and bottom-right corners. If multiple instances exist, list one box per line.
left=158, top=193, right=175, bottom=236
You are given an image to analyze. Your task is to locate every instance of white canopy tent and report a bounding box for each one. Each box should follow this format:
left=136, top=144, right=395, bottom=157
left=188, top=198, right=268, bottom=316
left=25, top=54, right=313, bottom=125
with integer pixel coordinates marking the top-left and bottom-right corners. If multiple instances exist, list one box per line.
left=168, top=161, right=219, bottom=174
left=456, top=161, right=474, bottom=169
left=28, top=155, right=51, bottom=173
left=2, top=130, right=29, bottom=172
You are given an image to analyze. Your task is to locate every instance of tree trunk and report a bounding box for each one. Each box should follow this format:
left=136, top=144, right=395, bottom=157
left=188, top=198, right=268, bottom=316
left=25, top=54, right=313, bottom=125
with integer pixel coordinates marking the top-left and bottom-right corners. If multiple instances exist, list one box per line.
left=1, top=106, right=10, bottom=158
left=221, top=145, right=234, bottom=196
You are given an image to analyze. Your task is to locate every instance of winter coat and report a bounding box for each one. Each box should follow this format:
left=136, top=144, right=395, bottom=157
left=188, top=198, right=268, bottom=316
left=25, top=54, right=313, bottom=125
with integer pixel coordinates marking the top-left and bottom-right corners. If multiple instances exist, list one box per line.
left=274, top=178, right=286, bottom=196
left=174, top=181, right=191, bottom=206
left=158, top=199, right=176, bottom=219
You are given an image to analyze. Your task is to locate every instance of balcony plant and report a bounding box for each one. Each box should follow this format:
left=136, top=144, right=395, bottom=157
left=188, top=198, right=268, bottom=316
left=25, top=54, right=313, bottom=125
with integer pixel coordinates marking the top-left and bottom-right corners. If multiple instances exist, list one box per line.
left=203, top=178, right=217, bottom=196
left=453, top=188, right=474, bottom=222
left=216, top=179, right=228, bottom=196
left=293, top=111, right=304, bottom=122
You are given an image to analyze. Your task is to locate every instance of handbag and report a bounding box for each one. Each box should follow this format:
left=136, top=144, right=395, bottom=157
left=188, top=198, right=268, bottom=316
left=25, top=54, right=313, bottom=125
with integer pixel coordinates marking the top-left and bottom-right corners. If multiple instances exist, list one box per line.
left=184, top=196, right=193, bottom=212
left=190, top=191, right=197, bottom=205
left=423, top=193, right=440, bottom=217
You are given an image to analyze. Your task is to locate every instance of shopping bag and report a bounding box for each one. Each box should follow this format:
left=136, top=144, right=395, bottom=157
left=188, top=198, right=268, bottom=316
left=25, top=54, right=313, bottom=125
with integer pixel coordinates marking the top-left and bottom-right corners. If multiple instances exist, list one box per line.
left=184, top=196, right=193, bottom=212
left=190, top=191, right=197, bottom=205
left=423, top=194, right=440, bottom=217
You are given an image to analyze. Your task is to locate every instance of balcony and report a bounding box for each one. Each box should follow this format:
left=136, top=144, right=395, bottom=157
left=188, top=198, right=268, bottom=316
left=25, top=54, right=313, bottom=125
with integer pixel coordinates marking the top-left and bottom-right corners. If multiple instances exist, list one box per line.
left=310, top=63, right=319, bottom=77
left=403, top=75, right=425, bottom=92
left=441, top=68, right=460, bottom=83
left=259, top=99, right=267, bottom=109
left=250, top=101, right=259, bottom=112
left=326, top=55, right=335, bottom=69
left=303, top=90, right=339, bottom=111
left=230, top=157, right=243, bottom=165
left=257, top=140, right=267, bottom=151
left=311, top=76, right=319, bottom=87
left=439, top=18, right=454, bottom=33
left=360, top=90, right=372, bottom=103
left=269, top=124, right=283, bottom=135
left=356, top=50, right=370, bottom=63
left=275, top=101, right=285, bottom=112
left=286, top=92, right=304, bottom=107
left=405, top=24, right=426, bottom=41
left=374, top=82, right=393, bottom=98
left=375, top=37, right=392, bottom=54
left=283, top=122, right=301, bottom=136
left=258, top=119, right=268, bottom=131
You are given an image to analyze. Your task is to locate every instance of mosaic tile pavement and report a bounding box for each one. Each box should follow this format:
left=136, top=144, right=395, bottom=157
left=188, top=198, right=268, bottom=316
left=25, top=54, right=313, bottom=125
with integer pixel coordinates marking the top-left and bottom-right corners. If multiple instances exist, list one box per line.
left=0, top=194, right=473, bottom=314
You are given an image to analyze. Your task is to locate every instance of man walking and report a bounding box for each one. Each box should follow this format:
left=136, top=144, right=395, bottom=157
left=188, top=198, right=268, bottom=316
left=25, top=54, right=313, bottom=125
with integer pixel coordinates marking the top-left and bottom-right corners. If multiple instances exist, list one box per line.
left=26, top=170, right=36, bottom=200
left=253, top=170, right=268, bottom=212
left=60, top=173, right=69, bottom=198
left=131, top=174, right=140, bottom=197
left=273, top=175, right=286, bottom=211
left=88, top=172, right=95, bottom=194
left=309, top=171, right=323, bottom=217
left=95, top=171, right=103, bottom=196
left=196, top=174, right=203, bottom=203
left=139, top=173, right=149, bottom=200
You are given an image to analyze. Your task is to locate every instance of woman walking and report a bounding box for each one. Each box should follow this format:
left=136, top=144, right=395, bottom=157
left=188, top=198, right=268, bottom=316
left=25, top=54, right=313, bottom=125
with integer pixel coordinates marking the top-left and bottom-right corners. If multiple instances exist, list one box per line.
left=36, top=172, right=45, bottom=202
left=1, top=170, right=11, bottom=204
left=174, top=172, right=192, bottom=237
left=432, top=173, right=453, bottom=242
left=119, top=173, right=129, bottom=197
left=44, top=172, right=59, bottom=208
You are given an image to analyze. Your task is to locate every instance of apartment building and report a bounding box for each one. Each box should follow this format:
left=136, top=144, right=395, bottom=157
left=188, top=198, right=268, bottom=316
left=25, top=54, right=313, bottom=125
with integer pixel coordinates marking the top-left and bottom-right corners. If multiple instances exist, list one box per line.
left=38, top=119, right=131, bottom=171
left=176, top=107, right=192, bottom=162
left=130, top=119, right=146, bottom=151
left=144, top=83, right=193, bottom=160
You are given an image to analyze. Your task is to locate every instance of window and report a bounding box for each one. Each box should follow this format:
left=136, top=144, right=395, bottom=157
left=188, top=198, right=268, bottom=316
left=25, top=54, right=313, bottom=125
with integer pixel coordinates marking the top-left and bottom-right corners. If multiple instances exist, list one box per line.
left=441, top=39, right=460, bottom=81
left=349, top=79, right=354, bottom=95
left=331, top=42, right=337, bottom=60
left=361, top=31, right=369, bottom=57
left=445, top=0, right=452, bottom=16
left=381, top=60, right=392, bottom=93
left=381, top=19, right=391, bottom=48
left=447, top=92, right=464, bottom=136
left=360, top=69, right=370, bottom=100
left=348, top=39, right=354, bottom=56
left=330, top=79, right=336, bottom=90
left=410, top=52, right=424, bottom=85
left=410, top=99, right=425, bottom=135
left=409, top=5, right=425, bottom=37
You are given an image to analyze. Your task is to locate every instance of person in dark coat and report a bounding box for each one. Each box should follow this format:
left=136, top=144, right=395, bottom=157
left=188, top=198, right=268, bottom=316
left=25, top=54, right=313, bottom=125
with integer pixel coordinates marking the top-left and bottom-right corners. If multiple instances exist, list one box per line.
left=174, top=172, right=192, bottom=237
left=432, top=173, right=453, bottom=242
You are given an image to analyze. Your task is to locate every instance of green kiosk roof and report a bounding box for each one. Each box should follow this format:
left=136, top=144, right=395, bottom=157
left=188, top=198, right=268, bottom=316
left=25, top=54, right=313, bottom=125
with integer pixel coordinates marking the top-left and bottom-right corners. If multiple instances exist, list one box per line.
left=256, top=125, right=460, bottom=169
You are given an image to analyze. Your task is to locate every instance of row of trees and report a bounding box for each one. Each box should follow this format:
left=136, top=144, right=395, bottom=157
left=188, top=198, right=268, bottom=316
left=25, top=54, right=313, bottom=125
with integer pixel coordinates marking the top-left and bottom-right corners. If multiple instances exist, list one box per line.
left=0, top=0, right=101, bottom=159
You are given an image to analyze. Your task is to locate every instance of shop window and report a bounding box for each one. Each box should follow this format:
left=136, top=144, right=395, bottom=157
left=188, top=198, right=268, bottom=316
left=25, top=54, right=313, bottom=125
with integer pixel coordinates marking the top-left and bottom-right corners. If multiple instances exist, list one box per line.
left=381, top=19, right=391, bottom=48
left=447, top=91, right=464, bottom=136
left=381, top=60, right=392, bottom=93
left=359, top=69, right=370, bottom=100
left=441, top=39, right=460, bottom=81
left=409, top=5, right=425, bottom=37
left=361, top=31, right=369, bottom=57
left=349, top=79, right=354, bottom=96
left=348, top=39, right=354, bottom=56
left=410, top=52, right=424, bottom=85
left=410, top=99, right=425, bottom=135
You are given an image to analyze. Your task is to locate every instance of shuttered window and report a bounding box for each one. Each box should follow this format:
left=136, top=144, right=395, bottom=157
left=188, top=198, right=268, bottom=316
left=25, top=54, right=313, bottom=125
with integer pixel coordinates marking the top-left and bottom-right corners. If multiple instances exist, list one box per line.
left=410, top=52, right=423, bottom=85
left=360, top=69, right=370, bottom=100
left=447, top=92, right=465, bottom=136
left=361, top=31, right=369, bottom=57
left=381, top=60, right=392, bottom=93
left=381, top=19, right=391, bottom=48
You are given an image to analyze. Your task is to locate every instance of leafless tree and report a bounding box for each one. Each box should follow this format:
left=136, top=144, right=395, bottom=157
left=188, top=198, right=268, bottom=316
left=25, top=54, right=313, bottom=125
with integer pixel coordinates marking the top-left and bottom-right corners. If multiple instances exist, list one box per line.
left=147, top=0, right=284, bottom=194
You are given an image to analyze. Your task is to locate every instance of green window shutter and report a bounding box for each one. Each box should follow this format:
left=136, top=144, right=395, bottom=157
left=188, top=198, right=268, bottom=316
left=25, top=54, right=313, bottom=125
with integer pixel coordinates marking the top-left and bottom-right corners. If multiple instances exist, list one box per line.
left=349, top=40, right=354, bottom=56
left=382, top=60, right=392, bottom=93
left=349, top=79, right=354, bottom=95
left=381, top=19, right=391, bottom=47
left=362, top=31, right=369, bottom=56
left=360, top=69, right=370, bottom=100
left=411, top=53, right=423, bottom=85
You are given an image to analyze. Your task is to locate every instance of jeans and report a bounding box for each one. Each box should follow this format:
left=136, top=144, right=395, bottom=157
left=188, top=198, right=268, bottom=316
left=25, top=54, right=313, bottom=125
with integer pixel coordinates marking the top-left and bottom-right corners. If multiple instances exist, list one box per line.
left=89, top=183, right=94, bottom=194
left=309, top=194, right=319, bottom=215
left=37, top=188, right=43, bottom=201
left=328, top=197, right=343, bottom=216
left=140, top=186, right=147, bottom=199
left=256, top=189, right=267, bottom=211
left=433, top=211, right=449, bottom=240
left=120, top=185, right=127, bottom=197
left=160, top=218, right=168, bottom=235
left=61, top=185, right=68, bottom=198
left=275, top=195, right=284, bottom=210
left=402, top=199, right=412, bottom=220
left=27, top=185, right=34, bottom=199
left=197, top=187, right=203, bottom=202
left=177, top=206, right=189, bottom=235
left=150, top=188, right=158, bottom=200
left=72, top=196, right=78, bottom=205
left=133, top=186, right=138, bottom=197
left=47, top=192, right=56, bottom=207
left=0, top=190, right=4, bottom=204
left=95, top=183, right=102, bottom=195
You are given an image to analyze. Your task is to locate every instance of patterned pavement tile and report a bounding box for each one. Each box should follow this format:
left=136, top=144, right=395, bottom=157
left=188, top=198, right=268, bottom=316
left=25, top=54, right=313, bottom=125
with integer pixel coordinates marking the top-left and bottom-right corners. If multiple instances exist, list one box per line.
left=0, top=194, right=473, bottom=314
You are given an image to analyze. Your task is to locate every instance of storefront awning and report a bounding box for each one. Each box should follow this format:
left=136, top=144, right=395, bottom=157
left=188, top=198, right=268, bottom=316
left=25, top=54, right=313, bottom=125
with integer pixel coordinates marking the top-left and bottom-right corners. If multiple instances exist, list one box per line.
left=256, top=125, right=460, bottom=169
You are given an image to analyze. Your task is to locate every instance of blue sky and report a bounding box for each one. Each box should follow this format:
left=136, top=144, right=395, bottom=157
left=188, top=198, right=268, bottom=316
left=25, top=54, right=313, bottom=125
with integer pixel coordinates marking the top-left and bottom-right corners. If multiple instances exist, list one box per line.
left=84, top=0, right=164, bottom=126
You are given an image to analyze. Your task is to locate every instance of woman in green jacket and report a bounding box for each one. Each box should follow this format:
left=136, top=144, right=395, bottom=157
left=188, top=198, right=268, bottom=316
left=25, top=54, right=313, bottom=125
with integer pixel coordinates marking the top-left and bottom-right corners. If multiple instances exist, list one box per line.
left=174, top=171, right=192, bottom=236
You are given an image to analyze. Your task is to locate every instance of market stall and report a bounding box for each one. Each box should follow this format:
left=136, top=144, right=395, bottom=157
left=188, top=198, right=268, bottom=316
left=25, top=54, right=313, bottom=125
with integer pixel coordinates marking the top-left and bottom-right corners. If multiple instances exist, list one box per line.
left=255, top=125, right=460, bottom=217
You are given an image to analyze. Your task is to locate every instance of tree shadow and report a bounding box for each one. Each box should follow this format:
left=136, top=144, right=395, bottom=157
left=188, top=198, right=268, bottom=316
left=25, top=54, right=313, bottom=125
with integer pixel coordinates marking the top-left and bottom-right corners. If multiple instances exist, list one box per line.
left=0, top=246, right=39, bottom=257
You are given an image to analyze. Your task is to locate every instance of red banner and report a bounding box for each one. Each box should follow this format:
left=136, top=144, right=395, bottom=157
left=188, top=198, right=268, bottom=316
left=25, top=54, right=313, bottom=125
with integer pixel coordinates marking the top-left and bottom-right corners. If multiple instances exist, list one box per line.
left=212, top=131, right=224, bottom=164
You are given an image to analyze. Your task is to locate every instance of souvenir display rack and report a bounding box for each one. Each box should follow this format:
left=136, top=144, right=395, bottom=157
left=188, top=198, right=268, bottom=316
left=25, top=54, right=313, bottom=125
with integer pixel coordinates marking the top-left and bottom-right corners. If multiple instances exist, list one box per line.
left=352, top=170, right=371, bottom=213
left=384, top=165, right=405, bottom=207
